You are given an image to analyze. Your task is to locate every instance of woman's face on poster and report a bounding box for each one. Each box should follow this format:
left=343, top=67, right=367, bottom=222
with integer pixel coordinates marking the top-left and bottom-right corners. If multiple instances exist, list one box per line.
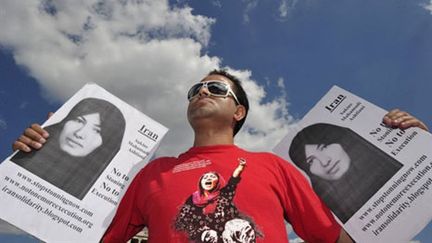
left=304, top=143, right=351, bottom=180
left=200, top=172, right=219, bottom=191
left=59, top=113, right=103, bottom=157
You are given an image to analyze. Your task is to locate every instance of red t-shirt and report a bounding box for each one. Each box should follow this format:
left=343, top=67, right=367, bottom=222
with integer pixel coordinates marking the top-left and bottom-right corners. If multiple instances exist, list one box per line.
left=103, top=145, right=341, bottom=242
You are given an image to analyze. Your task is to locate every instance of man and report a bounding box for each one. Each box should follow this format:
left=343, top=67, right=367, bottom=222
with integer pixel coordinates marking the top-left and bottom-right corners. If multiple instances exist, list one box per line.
left=13, top=70, right=428, bottom=242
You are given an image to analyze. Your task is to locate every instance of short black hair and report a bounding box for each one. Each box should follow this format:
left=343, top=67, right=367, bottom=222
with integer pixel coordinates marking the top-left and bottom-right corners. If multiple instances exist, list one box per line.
left=207, top=69, right=249, bottom=136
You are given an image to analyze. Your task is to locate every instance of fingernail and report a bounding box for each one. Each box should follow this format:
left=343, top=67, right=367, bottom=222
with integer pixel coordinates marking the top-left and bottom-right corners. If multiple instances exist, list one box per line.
left=24, top=147, right=31, bottom=152
left=43, top=131, right=49, bottom=138
left=34, top=143, right=42, bottom=149
left=39, top=138, right=46, bottom=144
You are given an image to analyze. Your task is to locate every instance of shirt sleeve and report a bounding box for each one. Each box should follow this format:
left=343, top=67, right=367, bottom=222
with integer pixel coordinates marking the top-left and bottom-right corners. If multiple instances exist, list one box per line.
left=102, top=169, right=148, bottom=243
left=275, top=155, right=342, bottom=243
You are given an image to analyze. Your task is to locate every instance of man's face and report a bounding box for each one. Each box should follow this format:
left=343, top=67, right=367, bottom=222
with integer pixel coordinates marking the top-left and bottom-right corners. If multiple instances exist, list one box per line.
left=187, top=74, right=239, bottom=127
left=59, top=113, right=103, bottom=157
left=304, top=143, right=351, bottom=180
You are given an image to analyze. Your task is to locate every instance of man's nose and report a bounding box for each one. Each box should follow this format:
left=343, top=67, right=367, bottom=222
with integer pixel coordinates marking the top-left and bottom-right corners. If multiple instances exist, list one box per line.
left=198, top=85, right=211, bottom=97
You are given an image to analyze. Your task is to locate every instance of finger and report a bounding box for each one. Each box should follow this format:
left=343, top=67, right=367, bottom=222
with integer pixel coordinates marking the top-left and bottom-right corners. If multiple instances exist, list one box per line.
left=30, top=123, right=49, bottom=138
left=383, top=110, right=410, bottom=126
left=383, top=109, right=401, bottom=126
left=23, top=127, right=45, bottom=144
left=388, top=111, right=409, bottom=122
left=390, top=114, right=413, bottom=125
left=18, top=135, right=43, bottom=150
left=382, top=116, right=393, bottom=126
left=400, top=118, right=429, bottom=131
left=12, top=141, right=31, bottom=152
left=385, top=108, right=401, bottom=118
left=24, top=126, right=48, bottom=144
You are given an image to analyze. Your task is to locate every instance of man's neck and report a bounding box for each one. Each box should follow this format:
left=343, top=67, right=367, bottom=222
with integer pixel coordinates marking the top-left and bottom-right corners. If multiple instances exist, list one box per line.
left=193, top=128, right=234, bottom=147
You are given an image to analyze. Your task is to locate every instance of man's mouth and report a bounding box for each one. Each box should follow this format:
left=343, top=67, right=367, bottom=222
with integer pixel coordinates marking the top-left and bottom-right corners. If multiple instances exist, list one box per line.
left=196, top=97, right=214, bottom=104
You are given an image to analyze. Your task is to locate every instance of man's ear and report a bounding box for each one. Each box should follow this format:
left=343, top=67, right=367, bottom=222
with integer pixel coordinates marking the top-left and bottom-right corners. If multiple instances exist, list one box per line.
left=233, top=105, right=246, bottom=122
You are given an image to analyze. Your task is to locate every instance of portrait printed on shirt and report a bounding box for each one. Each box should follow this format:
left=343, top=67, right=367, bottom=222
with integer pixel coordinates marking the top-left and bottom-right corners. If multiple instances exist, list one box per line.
left=174, top=158, right=263, bottom=243
left=10, top=98, right=126, bottom=200
left=288, top=123, right=403, bottom=223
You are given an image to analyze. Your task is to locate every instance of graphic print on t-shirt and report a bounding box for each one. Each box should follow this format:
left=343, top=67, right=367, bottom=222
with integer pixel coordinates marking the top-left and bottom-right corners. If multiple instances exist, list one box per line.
left=174, top=158, right=262, bottom=243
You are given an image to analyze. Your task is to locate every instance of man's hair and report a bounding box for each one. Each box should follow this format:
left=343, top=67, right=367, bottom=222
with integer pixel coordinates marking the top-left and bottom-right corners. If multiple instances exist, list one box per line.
left=207, top=69, right=249, bottom=136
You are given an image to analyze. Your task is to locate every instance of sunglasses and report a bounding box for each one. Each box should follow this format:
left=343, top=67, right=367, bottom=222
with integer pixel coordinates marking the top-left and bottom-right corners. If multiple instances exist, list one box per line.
left=187, top=80, right=240, bottom=105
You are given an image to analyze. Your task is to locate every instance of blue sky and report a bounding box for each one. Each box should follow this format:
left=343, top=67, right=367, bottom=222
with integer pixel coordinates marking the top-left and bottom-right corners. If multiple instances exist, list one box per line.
left=0, top=0, right=431, bottom=242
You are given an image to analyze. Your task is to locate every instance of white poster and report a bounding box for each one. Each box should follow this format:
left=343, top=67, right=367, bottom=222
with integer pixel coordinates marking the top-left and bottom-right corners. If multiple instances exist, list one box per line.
left=0, top=83, right=168, bottom=242
left=273, top=86, right=432, bottom=242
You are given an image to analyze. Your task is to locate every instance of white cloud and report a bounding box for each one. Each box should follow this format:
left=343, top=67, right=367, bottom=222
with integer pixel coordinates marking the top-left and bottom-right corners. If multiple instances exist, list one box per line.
left=234, top=74, right=296, bottom=151
left=0, top=0, right=294, bottom=232
left=277, top=77, right=285, bottom=89
left=0, top=0, right=218, bottom=157
left=211, top=0, right=223, bottom=8
left=423, top=1, right=432, bottom=14
left=242, top=0, right=259, bottom=24
left=279, top=0, right=289, bottom=18
left=277, top=0, right=300, bottom=21
left=0, top=119, right=6, bottom=130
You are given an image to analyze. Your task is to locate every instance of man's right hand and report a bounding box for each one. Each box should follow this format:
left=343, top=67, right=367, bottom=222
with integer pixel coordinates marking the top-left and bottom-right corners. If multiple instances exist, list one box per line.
left=12, top=112, right=53, bottom=152
left=12, top=124, right=49, bottom=152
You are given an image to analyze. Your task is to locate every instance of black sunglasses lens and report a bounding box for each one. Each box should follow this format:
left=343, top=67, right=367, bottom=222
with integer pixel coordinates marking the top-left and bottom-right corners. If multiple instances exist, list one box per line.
left=187, top=81, right=230, bottom=100
left=187, top=83, right=203, bottom=99
left=207, top=82, right=228, bottom=95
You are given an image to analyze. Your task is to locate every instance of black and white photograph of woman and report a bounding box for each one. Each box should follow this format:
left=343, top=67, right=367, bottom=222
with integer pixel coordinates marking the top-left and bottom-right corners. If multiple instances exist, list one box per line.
left=11, top=97, right=126, bottom=200
left=289, top=123, right=403, bottom=223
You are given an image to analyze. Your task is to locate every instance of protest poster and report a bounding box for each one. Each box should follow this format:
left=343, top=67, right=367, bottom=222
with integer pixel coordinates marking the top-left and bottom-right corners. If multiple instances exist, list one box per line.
left=273, top=86, right=432, bottom=242
left=0, top=83, right=168, bottom=242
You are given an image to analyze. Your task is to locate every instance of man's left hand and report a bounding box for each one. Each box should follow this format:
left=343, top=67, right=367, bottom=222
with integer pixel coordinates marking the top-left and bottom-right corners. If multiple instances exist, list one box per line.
left=383, top=109, right=429, bottom=132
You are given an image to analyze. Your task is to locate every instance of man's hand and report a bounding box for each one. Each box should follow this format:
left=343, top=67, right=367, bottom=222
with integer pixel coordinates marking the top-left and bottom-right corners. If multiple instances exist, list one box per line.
left=12, top=112, right=53, bottom=152
left=383, top=109, right=429, bottom=132
left=12, top=124, right=49, bottom=152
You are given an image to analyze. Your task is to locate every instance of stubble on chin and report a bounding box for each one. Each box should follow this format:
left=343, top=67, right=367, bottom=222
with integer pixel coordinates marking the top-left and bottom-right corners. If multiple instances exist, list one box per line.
left=188, top=106, right=215, bottom=122
left=188, top=99, right=215, bottom=119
